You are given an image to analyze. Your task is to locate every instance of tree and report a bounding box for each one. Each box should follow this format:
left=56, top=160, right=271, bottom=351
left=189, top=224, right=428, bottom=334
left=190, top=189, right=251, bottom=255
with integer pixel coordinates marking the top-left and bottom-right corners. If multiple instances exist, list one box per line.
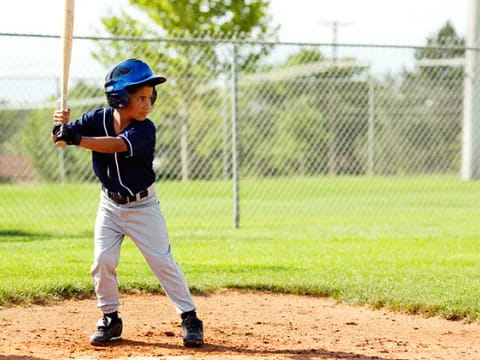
left=0, top=107, right=32, bottom=154
left=22, top=81, right=105, bottom=182
left=415, top=21, right=465, bottom=83
left=416, top=21, right=464, bottom=59
left=237, top=47, right=369, bottom=177
left=373, top=22, right=465, bottom=175
left=94, top=0, right=279, bottom=180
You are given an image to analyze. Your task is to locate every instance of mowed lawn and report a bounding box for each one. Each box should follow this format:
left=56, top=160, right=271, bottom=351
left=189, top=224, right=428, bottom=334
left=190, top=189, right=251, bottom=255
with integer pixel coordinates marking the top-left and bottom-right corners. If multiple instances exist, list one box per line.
left=1, top=176, right=480, bottom=321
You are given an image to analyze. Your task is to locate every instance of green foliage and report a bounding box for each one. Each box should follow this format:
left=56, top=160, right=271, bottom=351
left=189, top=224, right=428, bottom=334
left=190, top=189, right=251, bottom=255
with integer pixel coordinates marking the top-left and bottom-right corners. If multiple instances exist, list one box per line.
left=21, top=107, right=92, bottom=182
left=92, top=0, right=278, bottom=180
left=0, top=108, right=32, bottom=153
left=130, top=0, right=276, bottom=37
left=239, top=92, right=330, bottom=176
left=86, top=19, right=463, bottom=179
left=283, top=48, right=325, bottom=66
left=283, top=48, right=364, bottom=80
left=95, top=0, right=278, bottom=73
left=123, top=0, right=279, bottom=72
left=371, top=22, right=465, bottom=175
left=67, top=80, right=105, bottom=100
left=415, top=21, right=465, bottom=62
left=21, top=81, right=104, bottom=182
left=238, top=47, right=369, bottom=176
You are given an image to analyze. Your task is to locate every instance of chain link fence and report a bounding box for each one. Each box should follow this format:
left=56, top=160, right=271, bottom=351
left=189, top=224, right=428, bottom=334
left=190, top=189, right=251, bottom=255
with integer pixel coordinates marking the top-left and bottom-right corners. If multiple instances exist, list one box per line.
left=0, top=31, right=474, bottom=235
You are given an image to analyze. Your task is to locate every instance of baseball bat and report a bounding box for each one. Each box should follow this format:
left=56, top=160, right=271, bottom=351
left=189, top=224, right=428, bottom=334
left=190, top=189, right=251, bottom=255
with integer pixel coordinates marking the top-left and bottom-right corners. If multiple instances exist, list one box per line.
left=56, top=0, right=75, bottom=148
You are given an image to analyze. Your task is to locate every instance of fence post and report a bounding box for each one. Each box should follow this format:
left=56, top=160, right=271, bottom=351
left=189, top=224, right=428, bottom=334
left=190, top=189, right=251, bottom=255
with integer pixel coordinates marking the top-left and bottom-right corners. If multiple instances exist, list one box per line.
left=223, top=79, right=230, bottom=180
left=231, top=44, right=240, bottom=228
left=462, top=0, right=480, bottom=180
left=367, top=74, right=376, bottom=175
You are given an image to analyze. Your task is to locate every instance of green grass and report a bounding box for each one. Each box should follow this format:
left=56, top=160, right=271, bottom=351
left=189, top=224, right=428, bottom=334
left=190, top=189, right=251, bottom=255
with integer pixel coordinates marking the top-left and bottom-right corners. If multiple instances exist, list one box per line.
left=1, top=176, right=480, bottom=321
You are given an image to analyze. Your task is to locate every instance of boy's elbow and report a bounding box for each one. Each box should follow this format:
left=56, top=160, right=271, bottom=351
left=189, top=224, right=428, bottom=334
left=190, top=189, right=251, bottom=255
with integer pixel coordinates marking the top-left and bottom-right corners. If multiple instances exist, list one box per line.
left=116, top=138, right=129, bottom=153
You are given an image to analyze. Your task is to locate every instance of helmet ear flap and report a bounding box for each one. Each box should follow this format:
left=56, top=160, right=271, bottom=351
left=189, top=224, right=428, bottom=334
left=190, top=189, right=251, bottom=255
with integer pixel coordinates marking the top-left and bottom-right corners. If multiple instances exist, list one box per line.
left=107, top=89, right=130, bottom=108
left=107, top=87, right=157, bottom=108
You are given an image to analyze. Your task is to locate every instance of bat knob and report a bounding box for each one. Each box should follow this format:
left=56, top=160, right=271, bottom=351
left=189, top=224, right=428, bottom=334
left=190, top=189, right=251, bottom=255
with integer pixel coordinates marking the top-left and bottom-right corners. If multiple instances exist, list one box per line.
left=56, top=140, right=68, bottom=148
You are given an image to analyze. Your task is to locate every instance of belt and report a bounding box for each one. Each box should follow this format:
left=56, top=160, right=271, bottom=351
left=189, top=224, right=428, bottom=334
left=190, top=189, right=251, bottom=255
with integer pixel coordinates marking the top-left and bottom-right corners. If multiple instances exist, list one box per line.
left=104, top=188, right=149, bottom=204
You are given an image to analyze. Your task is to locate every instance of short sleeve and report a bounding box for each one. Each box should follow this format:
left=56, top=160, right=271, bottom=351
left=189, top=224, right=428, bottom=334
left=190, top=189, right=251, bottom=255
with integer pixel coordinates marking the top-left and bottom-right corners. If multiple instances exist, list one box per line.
left=118, top=120, right=155, bottom=157
left=67, top=109, right=100, bottom=136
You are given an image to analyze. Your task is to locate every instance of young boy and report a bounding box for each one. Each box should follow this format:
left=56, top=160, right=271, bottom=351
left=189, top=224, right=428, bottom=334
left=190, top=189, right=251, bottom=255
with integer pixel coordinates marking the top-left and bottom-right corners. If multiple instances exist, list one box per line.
left=51, top=58, right=204, bottom=348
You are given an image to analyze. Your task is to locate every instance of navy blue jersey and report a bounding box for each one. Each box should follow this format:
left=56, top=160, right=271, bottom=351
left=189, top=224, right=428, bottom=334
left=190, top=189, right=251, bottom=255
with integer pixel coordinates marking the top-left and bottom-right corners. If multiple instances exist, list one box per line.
left=68, top=107, right=156, bottom=195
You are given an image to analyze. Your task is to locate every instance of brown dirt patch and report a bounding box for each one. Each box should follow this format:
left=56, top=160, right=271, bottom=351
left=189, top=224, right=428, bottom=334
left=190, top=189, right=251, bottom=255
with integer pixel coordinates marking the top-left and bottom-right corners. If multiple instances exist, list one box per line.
left=0, top=154, right=35, bottom=183
left=0, top=290, right=479, bottom=360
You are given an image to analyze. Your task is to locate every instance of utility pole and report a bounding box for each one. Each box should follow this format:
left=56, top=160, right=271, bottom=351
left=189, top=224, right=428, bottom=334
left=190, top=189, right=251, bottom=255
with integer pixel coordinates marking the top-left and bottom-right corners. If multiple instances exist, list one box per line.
left=319, top=20, right=353, bottom=64
left=462, top=0, right=480, bottom=180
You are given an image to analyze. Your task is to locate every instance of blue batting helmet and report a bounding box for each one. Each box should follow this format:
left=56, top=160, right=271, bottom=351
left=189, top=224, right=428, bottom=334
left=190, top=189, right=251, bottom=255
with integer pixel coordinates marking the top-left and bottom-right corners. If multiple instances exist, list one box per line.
left=104, top=58, right=167, bottom=108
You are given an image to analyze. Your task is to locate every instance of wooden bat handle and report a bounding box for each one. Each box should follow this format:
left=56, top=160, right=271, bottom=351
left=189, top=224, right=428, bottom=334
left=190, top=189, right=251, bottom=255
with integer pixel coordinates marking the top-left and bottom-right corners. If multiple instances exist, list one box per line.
left=60, top=0, right=74, bottom=111
left=56, top=0, right=75, bottom=148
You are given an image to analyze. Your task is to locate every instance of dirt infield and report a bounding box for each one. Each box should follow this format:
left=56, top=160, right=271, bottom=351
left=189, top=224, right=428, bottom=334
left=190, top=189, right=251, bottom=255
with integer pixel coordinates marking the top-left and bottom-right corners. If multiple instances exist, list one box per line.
left=0, top=290, right=479, bottom=360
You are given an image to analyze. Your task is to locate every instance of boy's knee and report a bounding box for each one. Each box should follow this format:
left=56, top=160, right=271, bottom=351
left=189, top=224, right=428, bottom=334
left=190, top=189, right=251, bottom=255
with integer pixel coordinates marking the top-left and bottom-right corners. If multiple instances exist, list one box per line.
left=91, top=252, right=119, bottom=275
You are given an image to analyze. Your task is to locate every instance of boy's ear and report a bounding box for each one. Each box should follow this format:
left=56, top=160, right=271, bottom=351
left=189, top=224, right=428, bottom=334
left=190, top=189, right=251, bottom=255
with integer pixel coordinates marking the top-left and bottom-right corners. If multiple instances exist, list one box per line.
left=152, top=88, right=157, bottom=105
left=107, top=89, right=130, bottom=108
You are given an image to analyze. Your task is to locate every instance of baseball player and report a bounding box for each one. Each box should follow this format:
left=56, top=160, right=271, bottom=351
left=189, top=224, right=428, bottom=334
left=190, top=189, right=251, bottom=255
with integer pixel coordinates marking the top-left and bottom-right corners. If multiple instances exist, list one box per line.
left=51, top=58, right=204, bottom=348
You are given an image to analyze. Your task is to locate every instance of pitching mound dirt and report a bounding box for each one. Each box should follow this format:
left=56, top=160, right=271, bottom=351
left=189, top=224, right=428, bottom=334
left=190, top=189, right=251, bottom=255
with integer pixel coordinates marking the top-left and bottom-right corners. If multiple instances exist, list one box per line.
left=0, top=290, right=479, bottom=359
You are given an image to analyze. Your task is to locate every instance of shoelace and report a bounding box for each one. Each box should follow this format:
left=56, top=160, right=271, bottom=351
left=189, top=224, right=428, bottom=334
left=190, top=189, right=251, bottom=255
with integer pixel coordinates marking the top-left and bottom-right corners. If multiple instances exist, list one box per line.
left=98, top=316, right=115, bottom=330
left=100, top=318, right=109, bottom=329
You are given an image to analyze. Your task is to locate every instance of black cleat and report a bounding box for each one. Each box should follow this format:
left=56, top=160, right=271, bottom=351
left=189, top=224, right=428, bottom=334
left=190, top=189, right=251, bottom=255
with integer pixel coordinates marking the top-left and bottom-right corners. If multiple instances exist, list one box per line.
left=181, top=314, right=204, bottom=347
left=89, top=315, right=123, bottom=345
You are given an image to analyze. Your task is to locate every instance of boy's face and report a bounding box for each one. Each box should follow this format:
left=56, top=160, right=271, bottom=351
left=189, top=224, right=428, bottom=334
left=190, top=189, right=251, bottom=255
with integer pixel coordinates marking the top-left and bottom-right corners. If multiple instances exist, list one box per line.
left=124, top=86, right=154, bottom=121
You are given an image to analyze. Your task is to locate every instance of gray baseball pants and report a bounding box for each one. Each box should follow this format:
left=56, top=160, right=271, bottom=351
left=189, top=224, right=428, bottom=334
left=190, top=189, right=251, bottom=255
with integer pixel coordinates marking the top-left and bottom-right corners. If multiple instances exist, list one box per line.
left=90, top=184, right=196, bottom=315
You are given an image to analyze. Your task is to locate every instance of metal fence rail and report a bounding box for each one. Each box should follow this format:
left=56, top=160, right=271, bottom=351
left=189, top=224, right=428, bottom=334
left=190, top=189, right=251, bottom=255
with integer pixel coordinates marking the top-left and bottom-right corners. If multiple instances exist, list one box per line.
left=0, top=31, right=471, bottom=234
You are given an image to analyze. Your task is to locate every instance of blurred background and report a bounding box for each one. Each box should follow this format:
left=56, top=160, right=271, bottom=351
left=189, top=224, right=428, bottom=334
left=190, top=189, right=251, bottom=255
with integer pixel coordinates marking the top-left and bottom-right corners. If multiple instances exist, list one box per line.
left=0, top=0, right=476, bottom=235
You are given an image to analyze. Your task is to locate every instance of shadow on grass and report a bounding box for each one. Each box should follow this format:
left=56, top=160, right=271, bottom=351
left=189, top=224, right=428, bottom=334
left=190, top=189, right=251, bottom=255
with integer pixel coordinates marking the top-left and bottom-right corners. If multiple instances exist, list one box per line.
left=0, top=229, right=52, bottom=242
left=0, top=229, right=92, bottom=242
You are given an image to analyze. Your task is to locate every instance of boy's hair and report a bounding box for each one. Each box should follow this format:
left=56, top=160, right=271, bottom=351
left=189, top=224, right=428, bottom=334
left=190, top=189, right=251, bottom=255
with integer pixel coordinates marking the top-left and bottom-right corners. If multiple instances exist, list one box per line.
left=126, top=83, right=158, bottom=105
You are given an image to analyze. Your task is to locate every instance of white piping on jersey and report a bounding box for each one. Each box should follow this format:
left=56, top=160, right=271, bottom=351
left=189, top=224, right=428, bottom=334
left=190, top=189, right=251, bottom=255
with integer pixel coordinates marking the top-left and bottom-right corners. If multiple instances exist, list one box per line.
left=119, top=134, right=133, bottom=157
left=103, top=108, right=134, bottom=196
left=102, top=108, right=109, bottom=138
left=114, top=154, right=134, bottom=195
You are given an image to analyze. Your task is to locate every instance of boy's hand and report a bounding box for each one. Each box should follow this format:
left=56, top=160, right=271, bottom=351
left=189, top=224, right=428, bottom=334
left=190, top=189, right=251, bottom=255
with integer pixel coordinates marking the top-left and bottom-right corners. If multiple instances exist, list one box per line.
left=52, top=124, right=82, bottom=146
left=53, top=108, right=70, bottom=124
left=52, top=108, right=73, bottom=146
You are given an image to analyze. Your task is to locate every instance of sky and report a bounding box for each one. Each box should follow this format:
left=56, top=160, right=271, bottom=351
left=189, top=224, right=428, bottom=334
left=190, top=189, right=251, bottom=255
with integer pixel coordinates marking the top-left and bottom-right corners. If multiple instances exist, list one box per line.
left=0, top=0, right=470, bottom=103
left=0, top=0, right=468, bottom=44
left=271, top=0, right=468, bottom=45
